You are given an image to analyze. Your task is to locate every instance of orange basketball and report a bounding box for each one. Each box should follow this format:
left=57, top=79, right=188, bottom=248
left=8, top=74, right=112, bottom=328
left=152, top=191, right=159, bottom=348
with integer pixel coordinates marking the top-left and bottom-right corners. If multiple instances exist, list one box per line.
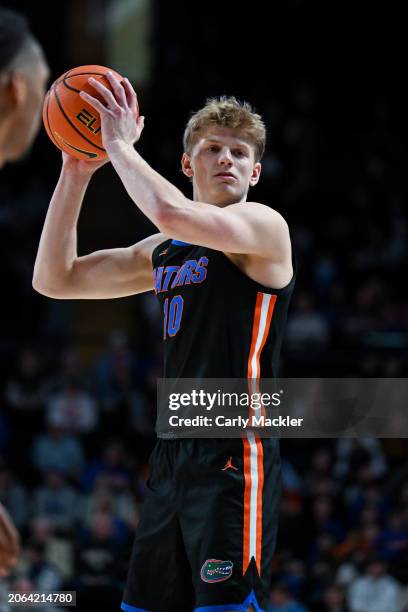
left=42, top=64, right=135, bottom=161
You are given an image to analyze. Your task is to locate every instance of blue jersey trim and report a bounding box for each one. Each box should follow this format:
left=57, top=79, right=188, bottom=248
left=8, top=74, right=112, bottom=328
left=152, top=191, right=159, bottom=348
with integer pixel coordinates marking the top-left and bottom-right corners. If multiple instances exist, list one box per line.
left=121, top=603, right=152, bottom=612
left=171, top=239, right=191, bottom=246
left=195, top=589, right=265, bottom=612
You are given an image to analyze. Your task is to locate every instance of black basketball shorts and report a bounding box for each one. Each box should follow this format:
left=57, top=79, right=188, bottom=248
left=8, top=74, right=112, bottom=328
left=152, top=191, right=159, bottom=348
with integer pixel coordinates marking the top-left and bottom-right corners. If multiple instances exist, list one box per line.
left=121, top=435, right=281, bottom=612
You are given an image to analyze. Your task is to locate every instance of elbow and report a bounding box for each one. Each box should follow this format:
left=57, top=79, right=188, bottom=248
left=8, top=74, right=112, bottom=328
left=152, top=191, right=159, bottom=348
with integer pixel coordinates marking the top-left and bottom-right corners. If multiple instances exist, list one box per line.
left=32, top=277, right=55, bottom=298
left=32, top=274, right=66, bottom=299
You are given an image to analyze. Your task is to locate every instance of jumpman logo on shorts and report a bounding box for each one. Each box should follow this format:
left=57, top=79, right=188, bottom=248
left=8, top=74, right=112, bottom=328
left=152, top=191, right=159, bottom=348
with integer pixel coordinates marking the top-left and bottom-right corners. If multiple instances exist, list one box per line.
left=222, top=456, right=238, bottom=471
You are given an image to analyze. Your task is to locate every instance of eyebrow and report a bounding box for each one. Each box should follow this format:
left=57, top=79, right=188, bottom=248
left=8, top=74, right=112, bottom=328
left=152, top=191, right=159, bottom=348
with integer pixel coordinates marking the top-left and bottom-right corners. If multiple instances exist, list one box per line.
left=204, top=138, right=250, bottom=150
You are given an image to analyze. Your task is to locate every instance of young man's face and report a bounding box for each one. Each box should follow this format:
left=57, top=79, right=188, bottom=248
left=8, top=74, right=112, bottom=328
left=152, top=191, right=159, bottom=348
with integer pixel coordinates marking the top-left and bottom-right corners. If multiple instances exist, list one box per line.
left=0, top=42, right=49, bottom=165
left=11, top=46, right=50, bottom=161
left=182, top=126, right=261, bottom=206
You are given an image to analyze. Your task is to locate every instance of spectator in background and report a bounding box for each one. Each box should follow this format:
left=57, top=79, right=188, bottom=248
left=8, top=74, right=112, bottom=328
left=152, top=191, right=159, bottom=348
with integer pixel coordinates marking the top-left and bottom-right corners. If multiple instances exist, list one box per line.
left=334, top=439, right=387, bottom=482
left=276, top=558, right=308, bottom=601
left=31, top=424, right=85, bottom=480
left=267, top=583, right=309, bottom=612
left=318, top=583, right=349, bottom=612
left=31, top=469, right=80, bottom=533
left=348, top=557, right=402, bottom=612
left=305, top=448, right=339, bottom=499
left=24, top=538, right=63, bottom=591
left=92, top=330, right=139, bottom=415
left=0, top=462, right=27, bottom=530
left=5, top=347, right=45, bottom=435
left=26, top=515, right=74, bottom=584
left=81, top=440, right=131, bottom=492
left=311, top=497, right=345, bottom=543
left=83, top=476, right=139, bottom=536
left=286, top=292, right=330, bottom=350
left=377, top=510, right=408, bottom=567
left=75, top=510, right=126, bottom=609
left=42, top=346, right=88, bottom=397
left=45, top=377, right=98, bottom=435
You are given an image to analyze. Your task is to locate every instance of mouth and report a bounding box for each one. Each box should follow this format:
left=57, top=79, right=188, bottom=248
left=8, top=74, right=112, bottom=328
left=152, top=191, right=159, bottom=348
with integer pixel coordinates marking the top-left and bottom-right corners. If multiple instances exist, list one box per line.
left=214, top=172, right=236, bottom=180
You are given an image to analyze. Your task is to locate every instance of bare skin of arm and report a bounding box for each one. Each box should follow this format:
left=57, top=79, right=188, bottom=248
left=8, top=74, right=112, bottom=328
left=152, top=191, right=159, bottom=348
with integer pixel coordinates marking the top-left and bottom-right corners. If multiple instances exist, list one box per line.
left=32, top=154, right=166, bottom=299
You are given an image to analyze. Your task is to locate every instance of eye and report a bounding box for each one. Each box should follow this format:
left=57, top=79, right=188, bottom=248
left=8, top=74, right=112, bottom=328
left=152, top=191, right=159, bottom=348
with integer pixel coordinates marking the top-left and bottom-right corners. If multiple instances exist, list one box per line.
left=233, top=150, right=246, bottom=157
left=208, top=145, right=219, bottom=152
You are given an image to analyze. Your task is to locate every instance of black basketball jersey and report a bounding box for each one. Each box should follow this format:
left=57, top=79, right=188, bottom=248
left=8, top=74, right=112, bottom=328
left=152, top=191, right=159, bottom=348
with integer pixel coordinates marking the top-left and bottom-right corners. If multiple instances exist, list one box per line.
left=152, top=238, right=296, bottom=381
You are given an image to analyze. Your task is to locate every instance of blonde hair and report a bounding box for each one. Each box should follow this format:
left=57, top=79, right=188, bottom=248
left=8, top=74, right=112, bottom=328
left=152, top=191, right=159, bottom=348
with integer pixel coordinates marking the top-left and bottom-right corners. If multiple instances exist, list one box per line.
left=183, top=96, right=266, bottom=162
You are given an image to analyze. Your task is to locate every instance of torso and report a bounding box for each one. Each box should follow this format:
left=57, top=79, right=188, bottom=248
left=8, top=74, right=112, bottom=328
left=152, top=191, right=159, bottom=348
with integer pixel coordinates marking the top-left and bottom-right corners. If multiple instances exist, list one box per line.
left=151, top=239, right=296, bottom=381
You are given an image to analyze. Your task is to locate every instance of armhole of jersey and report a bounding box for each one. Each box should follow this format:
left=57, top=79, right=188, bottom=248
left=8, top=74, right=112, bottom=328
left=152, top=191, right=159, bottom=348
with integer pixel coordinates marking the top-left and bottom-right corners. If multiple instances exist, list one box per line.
left=218, top=249, right=297, bottom=296
left=151, top=238, right=172, bottom=266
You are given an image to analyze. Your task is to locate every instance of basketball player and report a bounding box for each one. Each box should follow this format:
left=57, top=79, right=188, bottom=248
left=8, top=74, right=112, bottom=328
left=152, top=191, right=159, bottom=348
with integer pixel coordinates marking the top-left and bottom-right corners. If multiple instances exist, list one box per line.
left=33, top=76, right=295, bottom=610
left=0, top=7, right=49, bottom=575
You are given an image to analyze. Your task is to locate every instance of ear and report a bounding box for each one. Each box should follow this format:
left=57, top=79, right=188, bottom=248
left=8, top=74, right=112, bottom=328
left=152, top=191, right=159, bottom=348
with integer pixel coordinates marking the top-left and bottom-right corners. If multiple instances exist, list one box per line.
left=8, top=71, right=28, bottom=106
left=249, top=161, right=261, bottom=187
left=181, top=152, right=194, bottom=178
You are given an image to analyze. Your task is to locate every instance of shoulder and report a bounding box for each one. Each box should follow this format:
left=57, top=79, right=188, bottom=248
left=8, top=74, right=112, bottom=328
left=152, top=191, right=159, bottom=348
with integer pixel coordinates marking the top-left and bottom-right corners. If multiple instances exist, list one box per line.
left=128, top=232, right=168, bottom=261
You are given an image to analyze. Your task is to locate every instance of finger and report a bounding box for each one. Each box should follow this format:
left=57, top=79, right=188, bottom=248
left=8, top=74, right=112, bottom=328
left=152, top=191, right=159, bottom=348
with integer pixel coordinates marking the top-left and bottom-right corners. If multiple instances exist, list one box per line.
left=80, top=91, right=113, bottom=116
left=87, top=77, right=118, bottom=109
left=122, top=78, right=138, bottom=113
left=105, top=72, right=127, bottom=107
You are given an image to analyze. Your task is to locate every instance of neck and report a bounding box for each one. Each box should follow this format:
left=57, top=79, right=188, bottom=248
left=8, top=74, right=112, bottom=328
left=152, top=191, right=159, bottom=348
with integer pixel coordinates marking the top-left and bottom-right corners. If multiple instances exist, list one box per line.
left=193, top=186, right=249, bottom=207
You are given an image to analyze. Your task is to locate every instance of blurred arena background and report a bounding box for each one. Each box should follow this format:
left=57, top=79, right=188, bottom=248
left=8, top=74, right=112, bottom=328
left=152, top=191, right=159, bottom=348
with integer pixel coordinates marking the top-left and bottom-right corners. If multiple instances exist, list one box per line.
left=0, top=1, right=407, bottom=610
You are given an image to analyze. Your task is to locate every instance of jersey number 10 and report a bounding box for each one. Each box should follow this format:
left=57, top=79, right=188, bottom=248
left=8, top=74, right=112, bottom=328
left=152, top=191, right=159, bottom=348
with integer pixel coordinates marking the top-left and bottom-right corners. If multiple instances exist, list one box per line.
left=163, top=295, right=184, bottom=339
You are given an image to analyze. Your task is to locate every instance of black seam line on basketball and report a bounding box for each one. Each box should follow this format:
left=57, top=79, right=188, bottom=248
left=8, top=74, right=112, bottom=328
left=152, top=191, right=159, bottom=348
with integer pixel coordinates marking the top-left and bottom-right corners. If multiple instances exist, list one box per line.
left=63, top=72, right=115, bottom=93
left=51, top=71, right=72, bottom=89
left=49, top=70, right=100, bottom=97
left=57, top=137, right=97, bottom=159
left=53, top=81, right=106, bottom=152
left=45, top=91, right=60, bottom=149
left=49, top=69, right=77, bottom=90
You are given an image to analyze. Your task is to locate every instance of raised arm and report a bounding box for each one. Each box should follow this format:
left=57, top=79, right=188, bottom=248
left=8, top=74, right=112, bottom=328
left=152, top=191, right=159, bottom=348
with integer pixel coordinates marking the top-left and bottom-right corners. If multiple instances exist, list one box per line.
left=79, top=74, right=291, bottom=263
left=32, top=155, right=165, bottom=299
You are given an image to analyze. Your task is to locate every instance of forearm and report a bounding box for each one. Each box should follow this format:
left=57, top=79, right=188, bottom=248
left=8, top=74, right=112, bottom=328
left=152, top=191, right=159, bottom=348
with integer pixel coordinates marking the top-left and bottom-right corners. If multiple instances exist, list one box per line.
left=107, top=141, right=186, bottom=228
left=33, top=168, right=92, bottom=292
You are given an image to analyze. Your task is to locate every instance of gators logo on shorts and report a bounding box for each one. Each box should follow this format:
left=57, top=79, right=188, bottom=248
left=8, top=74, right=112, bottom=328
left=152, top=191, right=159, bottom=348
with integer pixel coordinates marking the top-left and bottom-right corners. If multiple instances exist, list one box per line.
left=200, top=559, right=234, bottom=583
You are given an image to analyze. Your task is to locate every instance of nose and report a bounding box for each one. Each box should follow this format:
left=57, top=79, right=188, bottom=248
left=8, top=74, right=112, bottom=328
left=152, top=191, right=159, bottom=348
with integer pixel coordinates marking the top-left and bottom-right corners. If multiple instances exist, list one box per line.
left=218, top=147, right=233, bottom=165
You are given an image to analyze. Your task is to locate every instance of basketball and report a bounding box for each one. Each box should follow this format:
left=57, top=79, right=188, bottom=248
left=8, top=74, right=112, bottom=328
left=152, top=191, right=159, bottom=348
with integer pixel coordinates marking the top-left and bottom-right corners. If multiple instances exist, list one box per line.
left=42, top=64, right=131, bottom=161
